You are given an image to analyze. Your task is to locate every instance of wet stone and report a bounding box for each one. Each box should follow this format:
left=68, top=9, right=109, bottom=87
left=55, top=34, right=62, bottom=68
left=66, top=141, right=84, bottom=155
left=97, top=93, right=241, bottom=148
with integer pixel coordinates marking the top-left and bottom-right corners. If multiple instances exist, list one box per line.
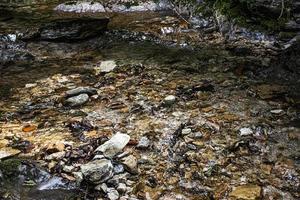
left=65, top=93, right=89, bottom=107
left=80, top=159, right=113, bottom=184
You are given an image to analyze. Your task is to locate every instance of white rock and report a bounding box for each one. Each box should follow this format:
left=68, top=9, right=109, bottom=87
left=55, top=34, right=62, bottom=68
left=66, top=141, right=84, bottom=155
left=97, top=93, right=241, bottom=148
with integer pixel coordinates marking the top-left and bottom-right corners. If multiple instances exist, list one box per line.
left=164, top=95, right=176, bottom=106
left=25, top=83, right=37, bottom=88
left=270, top=109, right=284, bottom=114
left=97, top=60, right=117, bottom=73
left=239, top=127, right=253, bottom=136
left=95, top=132, right=130, bottom=158
left=55, top=1, right=106, bottom=13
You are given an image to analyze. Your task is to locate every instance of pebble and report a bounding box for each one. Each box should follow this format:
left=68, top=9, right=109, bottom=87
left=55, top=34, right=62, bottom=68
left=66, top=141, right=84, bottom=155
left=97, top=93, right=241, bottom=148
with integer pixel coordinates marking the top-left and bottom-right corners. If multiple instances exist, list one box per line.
left=95, top=183, right=108, bottom=193
left=117, top=183, right=127, bottom=193
left=65, top=93, right=89, bottom=107
left=181, top=128, right=192, bottom=135
left=44, top=151, right=66, bottom=161
left=121, top=155, right=138, bottom=174
left=95, top=132, right=130, bottom=158
left=97, top=60, right=117, bottom=73
left=72, top=171, right=83, bottom=184
left=270, top=109, right=284, bottom=114
left=25, top=83, right=37, bottom=88
left=80, top=159, right=113, bottom=184
left=63, top=165, right=74, bottom=173
left=239, top=127, right=253, bottom=136
left=163, top=95, right=176, bottom=106
left=136, top=136, right=150, bottom=149
left=107, top=188, right=119, bottom=200
left=114, top=164, right=125, bottom=174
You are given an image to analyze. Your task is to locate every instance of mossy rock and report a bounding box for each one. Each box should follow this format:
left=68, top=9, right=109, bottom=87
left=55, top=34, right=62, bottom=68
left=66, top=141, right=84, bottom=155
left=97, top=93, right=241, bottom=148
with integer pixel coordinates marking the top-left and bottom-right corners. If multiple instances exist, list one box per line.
left=0, top=159, right=22, bottom=177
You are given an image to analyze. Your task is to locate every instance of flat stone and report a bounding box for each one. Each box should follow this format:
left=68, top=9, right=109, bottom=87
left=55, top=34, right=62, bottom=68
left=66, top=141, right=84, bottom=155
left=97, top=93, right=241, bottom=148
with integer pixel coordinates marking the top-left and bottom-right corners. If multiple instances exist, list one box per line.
left=0, top=148, right=21, bottom=160
left=95, top=132, right=130, bottom=158
left=66, top=93, right=89, bottom=107
left=229, top=185, right=262, bottom=200
left=80, top=159, right=113, bottom=184
left=97, top=60, right=117, bottom=73
left=65, top=87, right=97, bottom=98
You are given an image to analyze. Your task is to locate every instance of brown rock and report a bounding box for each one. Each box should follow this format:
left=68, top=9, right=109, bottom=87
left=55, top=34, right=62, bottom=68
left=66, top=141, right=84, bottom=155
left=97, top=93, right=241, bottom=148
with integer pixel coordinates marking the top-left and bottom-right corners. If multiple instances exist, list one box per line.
left=229, top=185, right=261, bottom=200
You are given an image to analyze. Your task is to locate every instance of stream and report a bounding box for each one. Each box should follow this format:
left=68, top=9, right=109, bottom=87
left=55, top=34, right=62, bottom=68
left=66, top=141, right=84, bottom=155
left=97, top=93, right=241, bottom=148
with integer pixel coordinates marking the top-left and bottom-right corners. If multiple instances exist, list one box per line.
left=0, top=4, right=300, bottom=200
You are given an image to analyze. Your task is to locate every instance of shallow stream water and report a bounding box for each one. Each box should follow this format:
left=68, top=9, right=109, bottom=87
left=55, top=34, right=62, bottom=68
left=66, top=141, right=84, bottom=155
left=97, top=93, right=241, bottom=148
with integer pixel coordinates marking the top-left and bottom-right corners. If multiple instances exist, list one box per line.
left=0, top=9, right=299, bottom=200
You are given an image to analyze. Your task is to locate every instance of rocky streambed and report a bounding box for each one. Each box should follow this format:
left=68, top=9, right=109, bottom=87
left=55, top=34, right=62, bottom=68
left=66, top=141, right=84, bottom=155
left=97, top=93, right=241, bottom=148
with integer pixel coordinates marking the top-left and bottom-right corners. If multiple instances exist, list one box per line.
left=0, top=1, right=300, bottom=200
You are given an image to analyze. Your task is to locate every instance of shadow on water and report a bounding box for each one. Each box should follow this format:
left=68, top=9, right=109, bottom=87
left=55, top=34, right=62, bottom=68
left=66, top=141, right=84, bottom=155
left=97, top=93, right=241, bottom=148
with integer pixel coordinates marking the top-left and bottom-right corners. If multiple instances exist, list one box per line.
left=0, top=159, right=79, bottom=200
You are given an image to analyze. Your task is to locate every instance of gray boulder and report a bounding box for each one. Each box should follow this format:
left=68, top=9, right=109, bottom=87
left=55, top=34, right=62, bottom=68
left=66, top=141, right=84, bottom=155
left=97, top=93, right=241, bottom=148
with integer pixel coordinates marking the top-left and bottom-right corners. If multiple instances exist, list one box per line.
left=80, top=159, right=114, bottom=184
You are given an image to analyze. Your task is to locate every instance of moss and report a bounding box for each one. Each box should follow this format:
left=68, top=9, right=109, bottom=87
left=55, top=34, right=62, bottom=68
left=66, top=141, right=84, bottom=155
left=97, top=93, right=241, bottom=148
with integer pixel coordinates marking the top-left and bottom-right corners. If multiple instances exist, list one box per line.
left=0, top=159, right=22, bottom=177
left=124, top=1, right=139, bottom=8
left=0, top=84, right=12, bottom=100
left=205, top=0, right=291, bottom=33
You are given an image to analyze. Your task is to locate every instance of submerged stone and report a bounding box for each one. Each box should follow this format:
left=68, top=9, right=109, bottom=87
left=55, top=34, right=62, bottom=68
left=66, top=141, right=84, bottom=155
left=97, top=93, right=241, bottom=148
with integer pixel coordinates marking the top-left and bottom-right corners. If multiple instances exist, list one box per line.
left=136, top=136, right=150, bottom=149
left=229, top=185, right=261, bottom=200
left=39, top=17, right=109, bottom=41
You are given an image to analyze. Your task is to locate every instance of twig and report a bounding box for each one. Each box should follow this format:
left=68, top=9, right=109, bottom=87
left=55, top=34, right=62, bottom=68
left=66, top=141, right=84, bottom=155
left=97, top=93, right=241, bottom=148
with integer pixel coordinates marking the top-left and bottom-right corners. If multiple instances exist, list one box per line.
left=278, top=0, right=285, bottom=19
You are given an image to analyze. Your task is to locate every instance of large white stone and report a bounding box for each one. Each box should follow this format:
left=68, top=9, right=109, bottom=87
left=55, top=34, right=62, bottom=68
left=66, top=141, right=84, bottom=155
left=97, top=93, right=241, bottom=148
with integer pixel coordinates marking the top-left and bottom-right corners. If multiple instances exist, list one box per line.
left=95, top=133, right=130, bottom=158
